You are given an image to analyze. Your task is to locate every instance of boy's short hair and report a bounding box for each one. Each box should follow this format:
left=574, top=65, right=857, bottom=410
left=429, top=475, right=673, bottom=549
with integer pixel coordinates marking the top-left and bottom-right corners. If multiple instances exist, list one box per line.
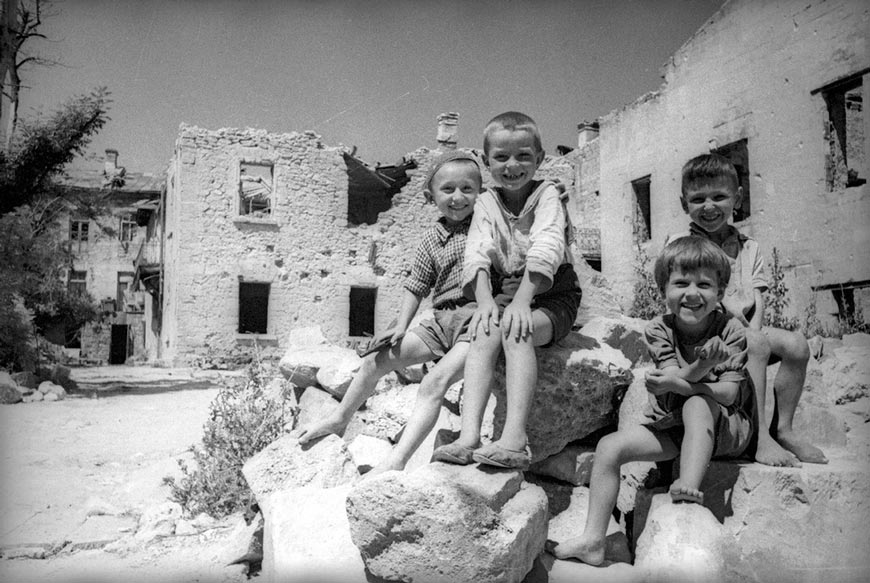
left=424, top=150, right=482, bottom=192
left=483, top=111, right=543, bottom=155
left=681, top=153, right=739, bottom=196
left=654, top=236, right=731, bottom=295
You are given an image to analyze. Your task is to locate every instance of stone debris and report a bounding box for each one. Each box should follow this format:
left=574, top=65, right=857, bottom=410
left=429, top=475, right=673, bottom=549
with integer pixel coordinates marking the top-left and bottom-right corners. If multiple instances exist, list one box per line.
left=346, top=463, right=548, bottom=583
left=530, top=442, right=596, bottom=486
left=241, top=434, right=359, bottom=500
left=491, top=330, right=633, bottom=463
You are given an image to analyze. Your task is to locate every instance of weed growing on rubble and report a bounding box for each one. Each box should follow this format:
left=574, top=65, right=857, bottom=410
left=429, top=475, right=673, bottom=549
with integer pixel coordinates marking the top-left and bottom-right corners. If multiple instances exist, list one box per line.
left=164, top=359, right=295, bottom=518
left=628, top=244, right=666, bottom=320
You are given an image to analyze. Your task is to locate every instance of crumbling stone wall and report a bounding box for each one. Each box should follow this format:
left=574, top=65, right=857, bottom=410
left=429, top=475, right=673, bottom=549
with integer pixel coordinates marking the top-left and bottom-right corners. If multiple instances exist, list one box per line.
left=160, top=126, right=451, bottom=365
left=594, top=0, right=868, bottom=315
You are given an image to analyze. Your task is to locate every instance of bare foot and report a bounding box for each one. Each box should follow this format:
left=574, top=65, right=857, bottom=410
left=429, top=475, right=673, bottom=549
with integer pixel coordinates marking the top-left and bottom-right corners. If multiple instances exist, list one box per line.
left=293, top=414, right=347, bottom=445
left=670, top=479, right=704, bottom=504
left=776, top=430, right=828, bottom=464
left=755, top=433, right=801, bottom=467
left=550, top=535, right=605, bottom=566
left=366, top=456, right=405, bottom=477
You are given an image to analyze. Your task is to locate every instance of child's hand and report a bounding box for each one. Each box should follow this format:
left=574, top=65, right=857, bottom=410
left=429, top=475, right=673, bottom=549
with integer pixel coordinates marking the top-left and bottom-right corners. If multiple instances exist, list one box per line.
left=694, top=337, right=730, bottom=369
left=375, top=326, right=405, bottom=348
left=645, top=369, right=691, bottom=396
left=470, top=300, right=500, bottom=340
left=501, top=300, right=534, bottom=342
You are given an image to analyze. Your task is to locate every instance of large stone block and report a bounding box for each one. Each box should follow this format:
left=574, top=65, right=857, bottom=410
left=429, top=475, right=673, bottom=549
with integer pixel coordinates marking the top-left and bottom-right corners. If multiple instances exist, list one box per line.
left=633, top=494, right=730, bottom=583
left=634, top=458, right=870, bottom=583
left=491, top=331, right=633, bottom=463
left=242, top=434, right=359, bottom=500
left=346, top=463, right=548, bottom=583
left=259, top=485, right=366, bottom=583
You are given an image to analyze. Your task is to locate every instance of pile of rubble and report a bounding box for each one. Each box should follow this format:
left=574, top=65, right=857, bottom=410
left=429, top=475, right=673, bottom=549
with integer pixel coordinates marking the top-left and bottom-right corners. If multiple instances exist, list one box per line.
left=0, top=366, right=73, bottom=404
left=235, top=317, right=869, bottom=582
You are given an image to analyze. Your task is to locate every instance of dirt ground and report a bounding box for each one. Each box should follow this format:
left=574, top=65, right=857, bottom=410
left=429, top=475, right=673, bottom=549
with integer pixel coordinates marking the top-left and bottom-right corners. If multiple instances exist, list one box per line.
left=0, top=366, right=253, bottom=583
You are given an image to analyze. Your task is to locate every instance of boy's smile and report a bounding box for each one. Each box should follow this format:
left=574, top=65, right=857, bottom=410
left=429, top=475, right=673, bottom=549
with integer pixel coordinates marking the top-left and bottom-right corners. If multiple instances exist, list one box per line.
left=665, top=267, right=723, bottom=334
left=426, top=161, right=481, bottom=224
left=485, top=128, right=544, bottom=197
left=682, top=179, right=742, bottom=235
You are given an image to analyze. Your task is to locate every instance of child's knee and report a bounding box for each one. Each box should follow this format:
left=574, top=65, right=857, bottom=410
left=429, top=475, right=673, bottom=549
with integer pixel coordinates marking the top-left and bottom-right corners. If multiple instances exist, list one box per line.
left=682, top=394, right=718, bottom=420
left=785, top=331, right=810, bottom=364
left=746, top=328, right=771, bottom=359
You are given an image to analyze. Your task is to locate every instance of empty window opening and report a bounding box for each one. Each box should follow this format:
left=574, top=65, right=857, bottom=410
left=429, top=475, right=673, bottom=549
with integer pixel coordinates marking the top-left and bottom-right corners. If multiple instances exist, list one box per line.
left=239, top=281, right=270, bottom=334
left=631, top=176, right=651, bottom=242
left=818, top=73, right=865, bottom=190
left=117, top=271, right=135, bottom=309
left=349, top=286, right=377, bottom=337
left=713, top=139, right=751, bottom=222
left=344, top=151, right=416, bottom=226
left=68, top=270, right=87, bottom=297
left=70, top=219, right=89, bottom=251
left=813, top=280, right=870, bottom=330
left=239, top=162, right=274, bottom=217
left=119, top=213, right=137, bottom=242
left=584, top=255, right=602, bottom=272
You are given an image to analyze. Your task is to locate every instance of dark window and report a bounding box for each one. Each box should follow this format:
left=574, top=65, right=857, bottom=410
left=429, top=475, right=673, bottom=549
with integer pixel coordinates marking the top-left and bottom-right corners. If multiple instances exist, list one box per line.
left=349, top=286, right=377, bottom=337
left=239, top=282, right=270, bottom=334
left=584, top=256, right=602, bottom=272
left=70, top=220, right=89, bottom=251
left=818, top=74, right=865, bottom=191
left=239, top=162, right=274, bottom=217
left=631, top=176, right=651, bottom=242
left=68, top=270, right=87, bottom=297
left=713, top=139, right=751, bottom=222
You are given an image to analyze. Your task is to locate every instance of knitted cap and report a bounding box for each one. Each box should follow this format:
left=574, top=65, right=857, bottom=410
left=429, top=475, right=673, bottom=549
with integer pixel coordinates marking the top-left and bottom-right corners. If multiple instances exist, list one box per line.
left=424, top=150, right=482, bottom=191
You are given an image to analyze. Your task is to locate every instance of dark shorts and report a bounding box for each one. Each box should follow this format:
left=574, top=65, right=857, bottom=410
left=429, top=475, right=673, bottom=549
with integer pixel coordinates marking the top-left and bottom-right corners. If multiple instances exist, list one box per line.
left=492, top=262, right=582, bottom=347
left=645, top=400, right=755, bottom=459
left=409, top=304, right=476, bottom=358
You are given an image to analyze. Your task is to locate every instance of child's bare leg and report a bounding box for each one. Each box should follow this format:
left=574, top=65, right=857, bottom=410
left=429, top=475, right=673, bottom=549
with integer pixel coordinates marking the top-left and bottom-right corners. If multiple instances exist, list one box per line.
left=371, top=342, right=469, bottom=474
left=295, top=334, right=436, bottom=444
left=553, top=426, right=678, bottom=564
left=670, top=395, right=718, bottom=504
left=453, top=327, right=502, bottom=448
left=765, top=327, right=827, bottom=463
left=490, top=311, right=553, bottom=451
left=745, top=328, right=798, bottom=467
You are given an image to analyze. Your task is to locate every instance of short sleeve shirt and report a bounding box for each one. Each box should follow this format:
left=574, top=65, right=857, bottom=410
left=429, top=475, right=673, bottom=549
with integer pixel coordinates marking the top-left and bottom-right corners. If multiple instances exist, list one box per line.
left=643, top=311, right=752, bottom=419
left=404, top=215, right=471, bottom=309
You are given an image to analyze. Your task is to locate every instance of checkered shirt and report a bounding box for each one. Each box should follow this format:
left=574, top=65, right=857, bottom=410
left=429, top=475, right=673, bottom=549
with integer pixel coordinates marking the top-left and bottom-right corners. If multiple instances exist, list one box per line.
left=404, top=215, right=471, bottom=309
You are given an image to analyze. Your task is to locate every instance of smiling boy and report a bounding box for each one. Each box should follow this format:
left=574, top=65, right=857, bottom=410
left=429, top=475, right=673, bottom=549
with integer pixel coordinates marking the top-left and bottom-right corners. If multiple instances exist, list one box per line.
left=671, top=153, right=826, bottom=467
left=553, top=236, right=755, bottom=565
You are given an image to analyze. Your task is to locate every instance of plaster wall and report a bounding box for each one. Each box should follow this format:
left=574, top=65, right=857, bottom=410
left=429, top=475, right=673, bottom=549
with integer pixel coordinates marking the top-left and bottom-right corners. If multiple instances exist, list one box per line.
left=597, top=0, right=868, bottom=315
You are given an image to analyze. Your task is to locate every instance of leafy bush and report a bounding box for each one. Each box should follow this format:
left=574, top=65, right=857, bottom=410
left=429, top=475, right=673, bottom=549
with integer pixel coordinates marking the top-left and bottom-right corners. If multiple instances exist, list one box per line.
left=628, top=244, right=666, bottom=320
left=164, top=361, right=295, bottom=518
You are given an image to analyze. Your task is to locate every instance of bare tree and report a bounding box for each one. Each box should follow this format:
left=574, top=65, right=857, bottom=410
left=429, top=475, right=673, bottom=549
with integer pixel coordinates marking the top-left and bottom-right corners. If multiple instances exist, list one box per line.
left=1, top=0, right=51, bottom=151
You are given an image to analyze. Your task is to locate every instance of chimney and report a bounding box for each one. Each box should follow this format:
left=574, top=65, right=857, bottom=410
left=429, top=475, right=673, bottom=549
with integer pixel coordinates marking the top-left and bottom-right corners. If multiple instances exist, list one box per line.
left=436, top=112, right=459, bottom=150
left=577, top=121, right=600, bottom=148
left=104, top=149, right=119, bottom=172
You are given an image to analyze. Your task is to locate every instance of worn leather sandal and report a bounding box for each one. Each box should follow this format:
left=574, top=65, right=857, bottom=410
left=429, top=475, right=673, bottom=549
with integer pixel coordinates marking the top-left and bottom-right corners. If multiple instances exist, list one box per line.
left=472, top=442, right=532, bottom=470
left=431, top=442, right=479, bottom=465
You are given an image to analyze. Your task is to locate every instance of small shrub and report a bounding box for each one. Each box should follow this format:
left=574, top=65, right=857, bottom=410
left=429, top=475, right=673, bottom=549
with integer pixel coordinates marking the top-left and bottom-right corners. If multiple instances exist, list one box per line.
left=628, top=244, right=666, bottom=320
left=164, top=359, right=295, bottom=518
left=763, top=247, right=800, bottom=331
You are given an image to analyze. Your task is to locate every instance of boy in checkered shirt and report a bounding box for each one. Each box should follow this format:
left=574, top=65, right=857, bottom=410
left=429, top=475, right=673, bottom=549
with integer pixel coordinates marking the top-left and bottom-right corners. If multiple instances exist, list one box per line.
left=295, top=151, right=482, bottom=474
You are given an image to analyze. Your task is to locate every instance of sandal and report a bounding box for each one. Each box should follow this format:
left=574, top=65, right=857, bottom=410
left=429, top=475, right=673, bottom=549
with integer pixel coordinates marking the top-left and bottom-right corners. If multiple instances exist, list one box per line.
left=431, top=442, right=479, bottom=465
left=472, top=442, right=532, bottom=470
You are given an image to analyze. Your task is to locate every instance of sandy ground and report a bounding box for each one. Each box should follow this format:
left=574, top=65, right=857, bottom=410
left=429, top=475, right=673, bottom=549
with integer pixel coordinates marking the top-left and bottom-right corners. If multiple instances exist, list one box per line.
left=0, top=366, right=252, bottom=583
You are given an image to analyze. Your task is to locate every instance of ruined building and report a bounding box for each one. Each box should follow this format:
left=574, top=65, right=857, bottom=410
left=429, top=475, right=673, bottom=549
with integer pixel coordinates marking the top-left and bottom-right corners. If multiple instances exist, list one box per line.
left=58, top=150, right=162, bottom=364
left=582, top=0, right=867, bottom=323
